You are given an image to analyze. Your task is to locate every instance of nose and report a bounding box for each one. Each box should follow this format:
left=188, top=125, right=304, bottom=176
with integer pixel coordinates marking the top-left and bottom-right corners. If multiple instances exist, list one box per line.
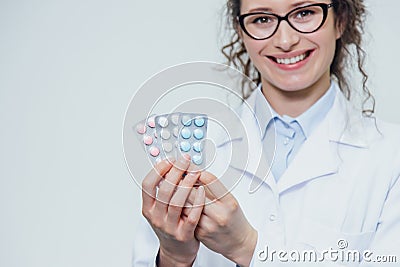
left=272, top=21, right=300, bottom=51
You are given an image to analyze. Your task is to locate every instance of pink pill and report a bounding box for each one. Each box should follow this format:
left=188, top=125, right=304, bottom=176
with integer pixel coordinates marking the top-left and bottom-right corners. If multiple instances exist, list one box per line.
left=136, top=124, right=146, bottom=134
left=147, top=117, right=156, bottom=128
left=143, top=135, right=153, bottom=145
left=149, top=147, right=160, bottom=157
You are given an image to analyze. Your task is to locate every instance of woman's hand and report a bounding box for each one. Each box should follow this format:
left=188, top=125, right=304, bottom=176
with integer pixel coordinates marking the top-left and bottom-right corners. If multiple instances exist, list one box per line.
left=141, top=156, right=205, bottom=267
left=185, top=171, right=257, bottom=267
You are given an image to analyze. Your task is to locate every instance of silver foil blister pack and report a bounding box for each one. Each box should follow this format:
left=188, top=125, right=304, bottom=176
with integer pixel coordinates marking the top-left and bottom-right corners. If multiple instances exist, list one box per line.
left=134, top=112, right=208, bottom=168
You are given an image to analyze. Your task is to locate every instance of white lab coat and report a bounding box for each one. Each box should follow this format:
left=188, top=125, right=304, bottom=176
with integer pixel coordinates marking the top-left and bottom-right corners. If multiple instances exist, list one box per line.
left=132, top=87, right=400, bottom=267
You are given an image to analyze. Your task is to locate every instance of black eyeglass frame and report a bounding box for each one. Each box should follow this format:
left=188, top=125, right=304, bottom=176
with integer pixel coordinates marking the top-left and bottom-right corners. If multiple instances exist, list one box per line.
left=238, top=3, right=334, bottom=40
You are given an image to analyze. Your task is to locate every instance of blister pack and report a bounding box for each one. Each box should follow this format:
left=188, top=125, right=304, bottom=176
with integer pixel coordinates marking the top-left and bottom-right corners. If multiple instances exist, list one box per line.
left=134, top=115, right=162, bottom=161
left=134, top=112, right=208, bottom=168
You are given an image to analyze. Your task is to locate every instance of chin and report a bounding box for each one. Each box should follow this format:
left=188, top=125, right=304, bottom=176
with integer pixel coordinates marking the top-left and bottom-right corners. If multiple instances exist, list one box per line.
left=277, top=83, right=307, bottom=92
left=266, top=77, right=314, bottom=93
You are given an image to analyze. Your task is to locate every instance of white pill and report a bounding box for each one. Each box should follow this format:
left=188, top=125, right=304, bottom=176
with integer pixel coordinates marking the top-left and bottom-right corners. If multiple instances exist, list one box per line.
left=157, top=116, right=169, bottom=128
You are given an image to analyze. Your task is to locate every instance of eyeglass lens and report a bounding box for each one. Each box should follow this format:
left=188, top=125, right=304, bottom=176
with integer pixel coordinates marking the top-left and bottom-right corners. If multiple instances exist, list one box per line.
left=242, top=5, right=325, bottom=39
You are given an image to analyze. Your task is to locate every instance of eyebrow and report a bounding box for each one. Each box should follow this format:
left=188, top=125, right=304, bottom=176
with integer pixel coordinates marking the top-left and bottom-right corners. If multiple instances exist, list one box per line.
left=247, top=1, right=317, bottom=13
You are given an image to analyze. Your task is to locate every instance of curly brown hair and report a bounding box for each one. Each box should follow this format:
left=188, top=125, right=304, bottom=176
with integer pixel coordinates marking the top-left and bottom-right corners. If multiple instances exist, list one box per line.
left=221, top=0, right=374, bottom=115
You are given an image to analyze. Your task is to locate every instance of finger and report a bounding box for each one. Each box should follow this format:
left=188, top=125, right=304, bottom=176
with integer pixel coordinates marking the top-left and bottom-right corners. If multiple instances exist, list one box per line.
left=181, top=190, right=198, bottom=218
left=182, top=205, right=190, bottom=218
left=198, top=171, right=232, bottom=201
left=181, top=194, right=200, bottom=217
left=186, top=187, right=198, bottom=205
left=183, top=188, right=216, bottom=219
left=187, top=183, right=215, bottom=205
left=181, top=205, right=214, bottom=228
left=182, top=185, right=205, bottom=235
left=154, top=155, right=190, bottom=215
left=185, top=189, right=194, bottom=205
left=171, top=163, right=202, bottom=219
left=187, top=189, right=226, bottom=221
left=198, top=211, right=213, bottom=226
left=142, top=160, right=173, bottom=213
left=194, top=212, right=215, bottom=240
left=185, top=185, right=231, bottom=223
left=201, top=198, right=227, bottom=221
left=167, top=171, right=200, bottom=225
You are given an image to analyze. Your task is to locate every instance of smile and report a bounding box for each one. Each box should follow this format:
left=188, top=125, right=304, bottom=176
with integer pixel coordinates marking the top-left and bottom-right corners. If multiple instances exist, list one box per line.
left=270, top=51, right=312, bottom=65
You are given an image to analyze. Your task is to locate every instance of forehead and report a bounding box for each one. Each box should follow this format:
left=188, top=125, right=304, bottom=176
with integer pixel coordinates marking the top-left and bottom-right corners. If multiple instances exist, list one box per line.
left=240, top=0, right=324, bottom=13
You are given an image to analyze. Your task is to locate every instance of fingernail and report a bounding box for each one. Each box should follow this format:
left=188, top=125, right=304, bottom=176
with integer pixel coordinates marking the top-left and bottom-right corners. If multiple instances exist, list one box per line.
left=198, top=185, right=204, bottom=194
left=188, top=171, right=199, bottom=177
left=194, top=181, right=202, bottom=187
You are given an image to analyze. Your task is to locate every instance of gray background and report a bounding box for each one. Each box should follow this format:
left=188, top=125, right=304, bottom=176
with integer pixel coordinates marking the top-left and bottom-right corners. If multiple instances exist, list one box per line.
left=0, top=0, right=398, bottom=266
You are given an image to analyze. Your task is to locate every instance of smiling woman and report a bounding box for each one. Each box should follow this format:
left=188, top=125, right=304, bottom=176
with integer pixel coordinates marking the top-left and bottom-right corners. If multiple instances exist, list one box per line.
left=237, top=1, right=339, bottom=115
left=224, top=0, right=371, bottom=112
left=132, top=0, right=400, bottom=266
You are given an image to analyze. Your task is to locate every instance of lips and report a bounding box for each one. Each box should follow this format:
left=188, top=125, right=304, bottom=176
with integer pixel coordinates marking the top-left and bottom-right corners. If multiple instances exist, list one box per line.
left=268, top=50, right=313, bottom=65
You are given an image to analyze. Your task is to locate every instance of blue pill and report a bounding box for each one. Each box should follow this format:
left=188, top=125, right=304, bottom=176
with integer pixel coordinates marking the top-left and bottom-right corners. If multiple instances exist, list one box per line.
left=181, top=128, right=191, bottom=139
left=192, top=154, right=203, bottom=165
left=193, top=142, right=203, bottom=152
left=194, top=117, right=205, bottom=127
left=180, top=141, right=191, bottom=152
left=193, top=129, right=204, bottom=140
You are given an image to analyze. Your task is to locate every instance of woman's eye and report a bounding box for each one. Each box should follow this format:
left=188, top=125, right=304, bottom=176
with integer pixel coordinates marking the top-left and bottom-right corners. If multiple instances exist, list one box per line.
left=252, top=16, right=273, bottom=24
left=295, top=9, right=314, bottom=19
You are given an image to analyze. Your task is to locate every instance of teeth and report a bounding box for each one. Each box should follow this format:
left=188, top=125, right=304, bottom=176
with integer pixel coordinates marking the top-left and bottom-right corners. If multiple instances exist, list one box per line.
left=276, top=53, right=307, bottom=65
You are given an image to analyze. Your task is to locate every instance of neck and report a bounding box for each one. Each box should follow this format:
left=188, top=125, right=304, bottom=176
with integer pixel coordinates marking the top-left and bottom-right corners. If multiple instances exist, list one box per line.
left=261, top=75, right=331, bottom=117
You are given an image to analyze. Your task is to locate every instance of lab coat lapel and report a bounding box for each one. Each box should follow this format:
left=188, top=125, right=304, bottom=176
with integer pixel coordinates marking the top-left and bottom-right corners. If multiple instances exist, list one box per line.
left=277, top=114, right=338, bottom=193
left=227, top=132, right=276, bottom=193
left=277, top=91, right=369, bottom=193
left=224, top=92, right=277, bottom=192
left=215, top=88, right=371, bottom=194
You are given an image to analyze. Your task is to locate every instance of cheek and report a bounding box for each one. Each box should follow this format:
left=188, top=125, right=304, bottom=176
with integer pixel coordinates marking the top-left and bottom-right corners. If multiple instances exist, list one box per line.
left=321, top=35, right=338, bottom=65
left=242, top=34, right=262, bottom=53
left=315, top=21, right=339, bottom=60
left=242, top=38, right=266, bottom=64
left=310, top=30, right=337, bottom=63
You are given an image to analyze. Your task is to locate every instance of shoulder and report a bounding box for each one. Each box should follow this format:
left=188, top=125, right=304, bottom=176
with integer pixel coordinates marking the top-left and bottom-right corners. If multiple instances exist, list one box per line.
left=333, top=90, right=400, bottom=151
left=375, top=118, right=400, bottom=166
left=365, top=116, right=400, bottom=153
left=363, top=117, right=400, bottom=186
left=376, top=118, right=400, bottom=142
left=329, top=91, right=400, bottom=182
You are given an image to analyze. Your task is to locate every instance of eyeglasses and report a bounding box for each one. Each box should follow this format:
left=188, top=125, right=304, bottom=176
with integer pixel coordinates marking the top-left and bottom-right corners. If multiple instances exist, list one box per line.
left=238, top=3, right=334, bottom=40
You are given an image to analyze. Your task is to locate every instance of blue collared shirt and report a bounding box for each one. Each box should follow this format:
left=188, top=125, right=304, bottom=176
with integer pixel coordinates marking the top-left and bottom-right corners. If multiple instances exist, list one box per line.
left=254, top=82, right=337, bottom=181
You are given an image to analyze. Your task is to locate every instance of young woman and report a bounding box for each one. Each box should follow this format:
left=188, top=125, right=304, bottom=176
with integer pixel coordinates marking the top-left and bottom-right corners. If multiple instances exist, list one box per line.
left=133, top=0, right=400, bottom=266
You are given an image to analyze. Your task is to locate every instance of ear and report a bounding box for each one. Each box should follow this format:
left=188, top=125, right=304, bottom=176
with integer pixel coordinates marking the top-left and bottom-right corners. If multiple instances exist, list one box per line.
left=335, top=19, right=345, bottom=40
left=234, top=19, right=243, bottom=38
